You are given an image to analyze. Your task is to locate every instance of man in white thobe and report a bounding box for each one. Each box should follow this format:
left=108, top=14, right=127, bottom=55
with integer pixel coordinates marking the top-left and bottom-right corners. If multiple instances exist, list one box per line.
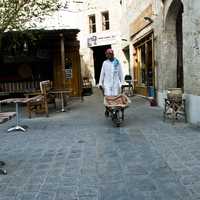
left=99, top=49, right=124, bottom=96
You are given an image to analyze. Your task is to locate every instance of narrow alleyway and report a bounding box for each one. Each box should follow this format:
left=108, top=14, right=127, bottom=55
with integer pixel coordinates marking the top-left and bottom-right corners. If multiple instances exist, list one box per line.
left=0, top=89, right=200, bottom=200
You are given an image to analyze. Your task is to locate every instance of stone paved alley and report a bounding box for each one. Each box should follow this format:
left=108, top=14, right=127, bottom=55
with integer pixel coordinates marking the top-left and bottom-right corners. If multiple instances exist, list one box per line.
left=0, top=90, right=200, bottom=200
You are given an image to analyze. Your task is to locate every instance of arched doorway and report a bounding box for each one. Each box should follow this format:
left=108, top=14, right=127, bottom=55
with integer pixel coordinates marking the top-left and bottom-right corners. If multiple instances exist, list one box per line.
left=164, top=0, right=184, bottom=89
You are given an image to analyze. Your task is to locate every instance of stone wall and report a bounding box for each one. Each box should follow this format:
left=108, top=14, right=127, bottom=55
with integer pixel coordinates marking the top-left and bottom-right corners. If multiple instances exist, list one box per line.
left=182, top=0, right=200, bottom=96
left=154, top=0, right=200, bottom=123
left=122, top=0, right=200, bottom=123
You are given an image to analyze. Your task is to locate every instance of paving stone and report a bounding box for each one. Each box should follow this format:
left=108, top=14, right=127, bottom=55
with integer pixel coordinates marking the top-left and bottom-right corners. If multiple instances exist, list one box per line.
left=78, top=185, right=98, bottom=197
left=56, top=186, right=78, bottom=200
left=23, top=184, right=41, bottom=192
left=36, top=191, right=56, bottom=200
left=16, top=191, right=37, bottom=200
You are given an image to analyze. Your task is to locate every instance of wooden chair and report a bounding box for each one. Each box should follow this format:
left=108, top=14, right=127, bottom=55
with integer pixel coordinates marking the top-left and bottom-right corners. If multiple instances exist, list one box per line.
left=26, top=80, right=51, bottom=118
left=163, top=88, right=187, bottom=123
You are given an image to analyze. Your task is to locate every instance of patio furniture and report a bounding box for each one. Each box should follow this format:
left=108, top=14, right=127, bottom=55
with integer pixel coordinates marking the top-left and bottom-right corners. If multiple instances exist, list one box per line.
left=121, top=75, right=134, bottom=97
left=0, top=112, right=16, bottom=124
left=26, top=80, right=51, bottom=118
left=48, top=89, right=71, bottom=112
left=0, top=98, right=30, bottom=132
left=0, top=80, right=40, bottom=97
left=163, top=88, right=187, bottom=123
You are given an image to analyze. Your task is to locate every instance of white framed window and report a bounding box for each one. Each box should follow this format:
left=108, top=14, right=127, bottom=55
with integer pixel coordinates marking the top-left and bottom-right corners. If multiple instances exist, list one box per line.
left=102, top=11, right=109, bottom=31
left=89, top=15, right=96, bottom=33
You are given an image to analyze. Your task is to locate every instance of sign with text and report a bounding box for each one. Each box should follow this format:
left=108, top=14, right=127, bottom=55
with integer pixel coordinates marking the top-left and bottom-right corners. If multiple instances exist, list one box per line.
left=87, top=32, right=119, bottom=47
left=65, top=58, right=72, bottom=80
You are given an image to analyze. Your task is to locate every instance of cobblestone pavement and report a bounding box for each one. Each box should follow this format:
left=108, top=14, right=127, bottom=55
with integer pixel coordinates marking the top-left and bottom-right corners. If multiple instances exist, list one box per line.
left=0, top=89, right=200, bottom=200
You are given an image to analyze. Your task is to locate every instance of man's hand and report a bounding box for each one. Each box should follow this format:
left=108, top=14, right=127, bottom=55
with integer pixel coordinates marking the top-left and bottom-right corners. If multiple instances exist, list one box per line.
left=99, top=85, right=103, bottom=90
left=99, top=85, right=104, bottom=95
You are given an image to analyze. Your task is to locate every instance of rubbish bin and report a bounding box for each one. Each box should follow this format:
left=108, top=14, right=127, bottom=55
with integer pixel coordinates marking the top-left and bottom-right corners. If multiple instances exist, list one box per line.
left=148, top=86, right=155, bottom=97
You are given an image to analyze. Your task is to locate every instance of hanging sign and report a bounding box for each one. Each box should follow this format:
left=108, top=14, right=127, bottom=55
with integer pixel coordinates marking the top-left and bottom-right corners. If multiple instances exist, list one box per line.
left=65, top=58, right=72, bottom=80
left=87, top=32, right=119, bottom=47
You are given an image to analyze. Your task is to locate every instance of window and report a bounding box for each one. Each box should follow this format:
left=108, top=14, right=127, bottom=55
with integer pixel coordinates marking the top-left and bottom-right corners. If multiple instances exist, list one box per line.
left=140, top=44, right=147, bottom=85
left=102, top=11, right=109, bottom=31
left=89, top=15, right=96, bottom=33
left=134, top=35, right=153, bottom=88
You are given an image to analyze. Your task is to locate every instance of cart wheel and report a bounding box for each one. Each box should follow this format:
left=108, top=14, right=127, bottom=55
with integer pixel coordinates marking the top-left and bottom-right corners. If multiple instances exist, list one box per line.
left=121, top=108, right=124, bottom=121
left=112, top=110, right=121, bottom=127
left=116, top=122, right=121, bottom=127
left=105, top=110, right=109, bottom=117
left=0, top=169, right=7, bottom=175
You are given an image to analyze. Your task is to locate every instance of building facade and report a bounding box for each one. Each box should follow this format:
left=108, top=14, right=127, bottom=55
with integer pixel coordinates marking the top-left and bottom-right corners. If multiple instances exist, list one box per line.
left=128, top=1, right=155, bottom=97
left=122, top=0, right=200, bottom=124
left=154, top=0, right=200, bottom=124
left=0, top=2, right=83, bottom=97
left=79, top=0, right=130, bottom=86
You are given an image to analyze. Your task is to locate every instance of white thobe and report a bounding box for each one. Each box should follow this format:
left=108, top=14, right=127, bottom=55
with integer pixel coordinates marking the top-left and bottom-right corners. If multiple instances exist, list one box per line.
left=99, top=58, right=123, bottom=96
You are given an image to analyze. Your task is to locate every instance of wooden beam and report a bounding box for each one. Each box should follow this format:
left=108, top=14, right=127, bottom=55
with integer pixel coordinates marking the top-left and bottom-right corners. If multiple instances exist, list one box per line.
left=60, top=33, right=66, bottom=89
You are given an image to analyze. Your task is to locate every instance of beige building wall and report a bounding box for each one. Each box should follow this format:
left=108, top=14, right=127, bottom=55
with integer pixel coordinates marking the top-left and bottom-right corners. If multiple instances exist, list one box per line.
left=79, top=0, right=129, bottom=85
left=122, top=0, right=200, bottom=124
left=154, top=0, right=200, bottom=124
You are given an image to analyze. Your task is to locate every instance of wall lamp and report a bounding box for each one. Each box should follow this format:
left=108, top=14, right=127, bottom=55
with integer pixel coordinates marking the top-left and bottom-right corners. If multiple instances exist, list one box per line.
left=144, top=16, right=153, bottom=23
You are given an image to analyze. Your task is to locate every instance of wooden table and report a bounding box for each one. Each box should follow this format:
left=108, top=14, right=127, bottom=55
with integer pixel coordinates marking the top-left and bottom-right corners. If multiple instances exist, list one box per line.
left=0, top=112, right=16, bottom=124
left=48, top=90, right=71, bottom=112
left=0, top=98, right=30, bottom=132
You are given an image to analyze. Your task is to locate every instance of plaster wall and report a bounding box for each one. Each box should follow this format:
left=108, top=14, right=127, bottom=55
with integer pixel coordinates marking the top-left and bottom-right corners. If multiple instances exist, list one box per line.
left=122, top=0, right=200, bottom=124
left=182, top=0, right=200, bottom=96
left=120, top=0, right=157, bottom=86
left=79, top=0, right=129, bottom=85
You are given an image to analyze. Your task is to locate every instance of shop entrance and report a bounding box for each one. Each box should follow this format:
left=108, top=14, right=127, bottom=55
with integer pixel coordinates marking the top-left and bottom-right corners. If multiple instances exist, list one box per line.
left=92, top=45, right=111, bottom=85
left=134, top=34, right=154, bottom=97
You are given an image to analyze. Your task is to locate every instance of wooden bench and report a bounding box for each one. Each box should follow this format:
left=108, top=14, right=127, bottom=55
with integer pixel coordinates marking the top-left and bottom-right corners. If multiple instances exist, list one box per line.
left=0, top=81, right=40, bottom=94
left=0, top=112, right=16, bottom=124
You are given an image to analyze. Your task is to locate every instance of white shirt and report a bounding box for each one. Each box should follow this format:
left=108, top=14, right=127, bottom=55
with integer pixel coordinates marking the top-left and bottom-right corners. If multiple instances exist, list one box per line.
left=99, top=58, right=123, bottom=96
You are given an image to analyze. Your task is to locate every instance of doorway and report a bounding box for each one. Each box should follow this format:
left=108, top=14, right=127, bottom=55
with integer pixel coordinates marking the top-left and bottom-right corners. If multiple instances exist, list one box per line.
left=176, top=3, right=183, bottom=88
left=164, top=0, right=184, bottom=89
left=134, top=34, right=154, bottom=97
left=92, top=45, right=111, bottom=84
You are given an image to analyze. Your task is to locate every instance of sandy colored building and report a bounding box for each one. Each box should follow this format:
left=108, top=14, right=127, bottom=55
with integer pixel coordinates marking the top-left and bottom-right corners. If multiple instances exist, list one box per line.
left=79, top=0, right=130, bottom=86
left=121, top=0, right=200, bottom=124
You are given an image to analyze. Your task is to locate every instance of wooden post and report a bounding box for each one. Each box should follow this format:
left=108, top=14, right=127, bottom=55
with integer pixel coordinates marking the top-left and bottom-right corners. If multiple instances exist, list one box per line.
left=60, top=33, right=66, bottom=89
